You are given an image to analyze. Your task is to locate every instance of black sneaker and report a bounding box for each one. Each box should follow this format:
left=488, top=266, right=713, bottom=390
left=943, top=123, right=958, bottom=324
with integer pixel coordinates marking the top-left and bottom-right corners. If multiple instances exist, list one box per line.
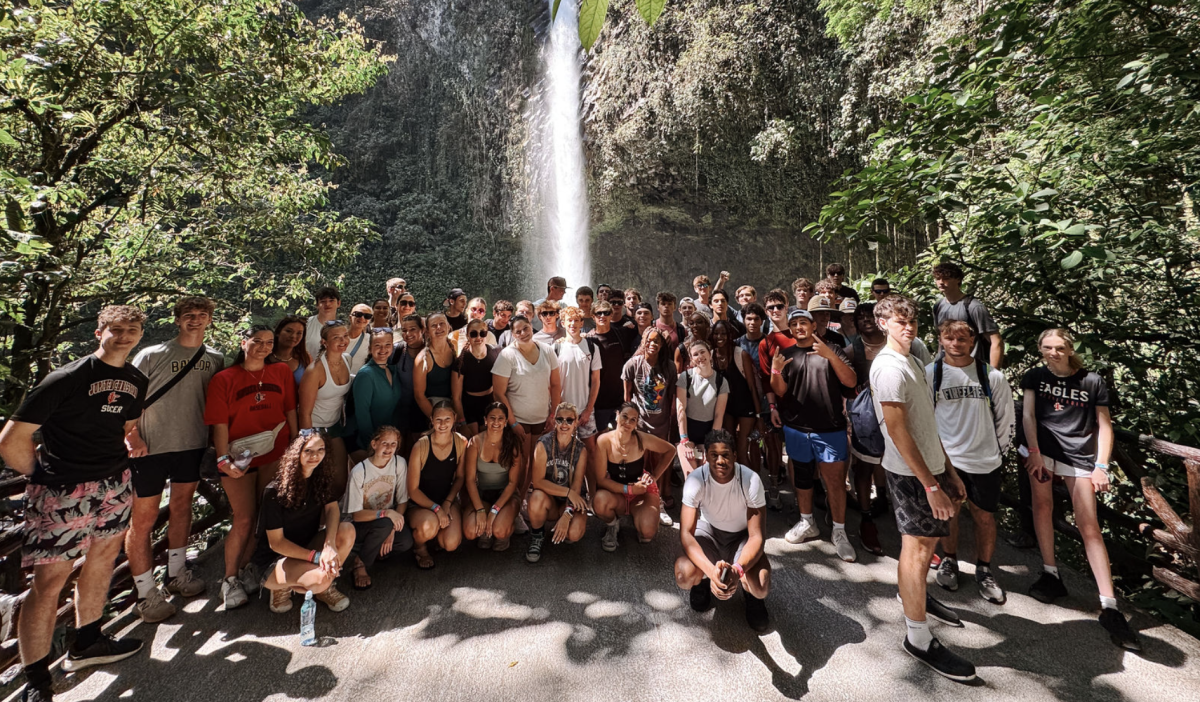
left=20, top=683, right=53, bottom=702
left=744, top=593, right=769, bottom=632
left=1099, top=608, right=1142, bottom=652
left=690, top=580, right=712, bottom=612
left=903, top=636, right=977, bottom=682
left=1004, top=529, right=1038, bottom=550
left=895, top=593, right=964, bottom=627
left=62, top=634, right=143, bottom=672
left=1028, top=572, right=1068, bottom=604
left=525, top=532, right=545, bottom=563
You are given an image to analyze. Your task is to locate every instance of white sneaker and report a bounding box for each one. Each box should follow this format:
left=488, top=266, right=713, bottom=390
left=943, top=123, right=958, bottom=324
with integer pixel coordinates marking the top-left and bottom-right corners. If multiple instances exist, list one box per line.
left=785, top=517, right=819, bottom=544
left=601, top=522, right=620, bottom=552
left=832, top=528, right=857, bottom=562
left=658, top=504, right=673, bottom=526
left=238, top=563, right=260, bottom=595
left=513, top=512, right=530, bottom=535
left=221, top=576, right=248, bottom=610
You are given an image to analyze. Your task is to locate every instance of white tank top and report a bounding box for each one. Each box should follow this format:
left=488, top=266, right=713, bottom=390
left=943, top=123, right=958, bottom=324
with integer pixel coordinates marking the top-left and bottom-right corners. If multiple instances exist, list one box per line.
left=311, top=352, right=353, bottom=428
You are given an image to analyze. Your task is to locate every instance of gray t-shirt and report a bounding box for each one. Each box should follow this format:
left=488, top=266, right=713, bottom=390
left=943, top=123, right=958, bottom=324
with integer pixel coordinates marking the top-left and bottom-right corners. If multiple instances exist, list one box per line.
left=870, top=347, right=944, bottom=477
left=132, top=339, right=224, bottom=454
left=933, top=295, right=999, bottom=361
left=681, top=368, right=729, bottom=422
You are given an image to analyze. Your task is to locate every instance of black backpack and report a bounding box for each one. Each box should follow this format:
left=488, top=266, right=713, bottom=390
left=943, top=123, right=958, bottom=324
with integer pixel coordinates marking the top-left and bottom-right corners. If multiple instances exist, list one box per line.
left=682, top=367, right=725, bottom=399
left=932, top=355, right=995, bottom=411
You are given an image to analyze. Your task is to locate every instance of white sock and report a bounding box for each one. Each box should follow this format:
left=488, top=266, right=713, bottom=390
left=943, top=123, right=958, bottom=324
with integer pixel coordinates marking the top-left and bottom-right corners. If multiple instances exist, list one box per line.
left=133, top=570, right=156, bottom=599
left=606, top=518, right=619, bottom=528
left=1100, top=595, right=1118, bottom=610
left=832, top=521, right=845, bottom=531
left=1043, top=564, right=1059, bottom=578
left=905, top=617, right=932, bottom=651
left=168, top=548, right=187, bottom=578
left=801, top=513, right=814, bottom=524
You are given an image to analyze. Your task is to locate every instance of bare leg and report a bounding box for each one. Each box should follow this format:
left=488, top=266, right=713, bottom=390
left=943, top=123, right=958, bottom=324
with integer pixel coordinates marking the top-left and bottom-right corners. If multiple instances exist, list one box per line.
left=1065, top=476, right=1115, bottom=598
left=898, top=534, right=938, bottom=621
left=818, top=461, right=848, bottom=523
left=74, top=533, right=126, bottom=627
left=1030, top=472, right=1057, bottom=568
left=221, top=474, right=258, bottom=578
left=124, top=495, right=161, bottom=583
left=436, top=503, right=463, bottom=552
left=742, top=556, right=771, bottom=599
left=631, top=494, right=662, bottom=541
left=969, top=503, right=997, bottom=563
left=675, top=555, right=705, bottom=589
left=942, top=512, right=960, bottom=555
left=19, top=561, right=74, bottom=664
left=167, top=482, right=198, bottom=553
left=327, top=437, right=349, bottom=500
left=528, top=490, right=552, bottom=529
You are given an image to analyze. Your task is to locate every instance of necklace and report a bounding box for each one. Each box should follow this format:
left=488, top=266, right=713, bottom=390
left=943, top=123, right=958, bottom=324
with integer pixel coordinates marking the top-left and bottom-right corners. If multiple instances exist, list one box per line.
left=244, top=365, right=267, bottom=389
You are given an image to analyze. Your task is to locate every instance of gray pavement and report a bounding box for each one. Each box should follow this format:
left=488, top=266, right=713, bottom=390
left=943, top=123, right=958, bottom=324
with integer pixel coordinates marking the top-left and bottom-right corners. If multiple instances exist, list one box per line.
left=36, top=502, right=1200, bottom=701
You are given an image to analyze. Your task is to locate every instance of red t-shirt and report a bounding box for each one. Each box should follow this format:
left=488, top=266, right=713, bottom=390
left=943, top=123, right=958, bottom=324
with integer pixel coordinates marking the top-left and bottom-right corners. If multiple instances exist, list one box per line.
left=204, top=363, right=296, bottom=467
left=757, top=331, right=796, bottom=380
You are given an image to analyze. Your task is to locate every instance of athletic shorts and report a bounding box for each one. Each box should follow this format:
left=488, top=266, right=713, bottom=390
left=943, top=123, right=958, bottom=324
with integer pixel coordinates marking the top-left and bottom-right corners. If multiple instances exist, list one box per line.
left=462, top=392, right=492, bottom=426
left=958, top=467, right=1003, bottom=513
left=694, top=521, right=749, bottom=565
left=130, top=448, right=206, bottom=498
left=593, top=408, right=617, bottom=434
left=576, top=412, right=598, bottom=440
left=783, top=426, right=848, bottom=464
left=22, top=469, right=134, bottom=567
left=479, top=487, right=504, bottom=506
left=1019, top=446, right=1093, bottom=479
left=687, top=418, right=714, bottom=445
left=886, top=470, right=951, bottom=538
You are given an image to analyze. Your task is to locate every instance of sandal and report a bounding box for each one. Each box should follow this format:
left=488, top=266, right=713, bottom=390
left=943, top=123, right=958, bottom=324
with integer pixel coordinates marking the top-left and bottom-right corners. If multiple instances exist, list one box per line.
left=351, top=557, right=372, bottom=591
left=414, top=546, right=435, bottom=570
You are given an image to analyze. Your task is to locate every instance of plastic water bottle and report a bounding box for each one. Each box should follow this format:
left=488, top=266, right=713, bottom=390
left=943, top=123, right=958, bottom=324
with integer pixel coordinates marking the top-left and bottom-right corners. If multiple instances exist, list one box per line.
left=300, top=591, right=316, bottom=646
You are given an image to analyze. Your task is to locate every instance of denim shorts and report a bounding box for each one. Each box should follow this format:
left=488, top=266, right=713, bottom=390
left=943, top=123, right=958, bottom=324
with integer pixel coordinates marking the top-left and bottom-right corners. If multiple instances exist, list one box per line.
left=782, top=426, right=848, bottom=464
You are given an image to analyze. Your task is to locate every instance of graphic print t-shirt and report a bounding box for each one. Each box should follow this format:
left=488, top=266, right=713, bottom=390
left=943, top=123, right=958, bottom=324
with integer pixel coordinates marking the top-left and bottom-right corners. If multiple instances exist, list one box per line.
left=203, top=363, right=297, bottom=468
left=12, top=355, right=149, bottom=486
left=1020, top=367, right=1110, bottom=469
left=343, top=455, right=408, bottom=513
left=621, top=356, right=678, bottom=438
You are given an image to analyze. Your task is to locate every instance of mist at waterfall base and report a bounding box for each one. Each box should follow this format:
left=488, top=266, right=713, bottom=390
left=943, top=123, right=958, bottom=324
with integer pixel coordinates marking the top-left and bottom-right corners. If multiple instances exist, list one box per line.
left=524, top=0, right=591, bottom=301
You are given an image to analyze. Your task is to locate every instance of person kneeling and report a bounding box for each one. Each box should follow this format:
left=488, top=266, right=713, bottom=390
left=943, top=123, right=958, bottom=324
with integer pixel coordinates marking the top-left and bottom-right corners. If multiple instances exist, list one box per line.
left=258, top=432, right=356, bottom=614
left=527, top=403, right=590, bottom=562
left=344, top=426, right=413, bottom=590
left=674, top=430, right=771, bottom=632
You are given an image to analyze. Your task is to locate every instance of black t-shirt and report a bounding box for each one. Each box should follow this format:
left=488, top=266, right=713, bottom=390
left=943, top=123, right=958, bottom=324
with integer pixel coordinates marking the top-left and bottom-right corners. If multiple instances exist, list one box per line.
left=837, top=284, right=860, bottom=302
left=12, top=355, right=148, bottom=486
left=1019, top=367, right=1110, bottom=469
left=256, top=481, right=328, bottom=552
left=822, top=328, right=847, bottom=347
left=446, top=312, right=468, bottom=331
left=589, top=329, right=633, bottom=410
left=777, top=343, right=853, bottom=432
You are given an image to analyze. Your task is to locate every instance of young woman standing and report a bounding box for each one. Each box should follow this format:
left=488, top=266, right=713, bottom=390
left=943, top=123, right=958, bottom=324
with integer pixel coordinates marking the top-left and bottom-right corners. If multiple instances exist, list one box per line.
left=710, top=320, right=760, bottom=472
left=462, top=404, right=523, bottom=551
left=622, top=327, right=678, bottom=525
left=415, top=312, right=457, bottom=423
left=675, top=340, right=729, bottom=477
left=269, top=315, right=311, bottom=388
left=298, top=320, right=354, bottom=498
left=492, top=315, right=563, bottom=501
left=350, top=328, right=404, bottom=464
left=452, top=319, right=501, bottom=438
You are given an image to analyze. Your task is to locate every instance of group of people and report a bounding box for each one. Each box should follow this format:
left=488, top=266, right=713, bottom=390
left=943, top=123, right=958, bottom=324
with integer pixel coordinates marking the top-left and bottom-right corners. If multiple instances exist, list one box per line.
left=0, top=262, right=1142, bottom=699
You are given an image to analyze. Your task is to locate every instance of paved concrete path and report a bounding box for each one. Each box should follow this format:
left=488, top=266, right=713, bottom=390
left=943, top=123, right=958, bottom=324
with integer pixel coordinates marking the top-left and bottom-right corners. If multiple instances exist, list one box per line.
left=33, top=503, right=1200, bottom=701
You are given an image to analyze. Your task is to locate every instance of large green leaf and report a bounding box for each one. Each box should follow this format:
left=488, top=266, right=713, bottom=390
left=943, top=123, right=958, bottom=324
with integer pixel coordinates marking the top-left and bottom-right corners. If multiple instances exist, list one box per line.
left=578, top=0, right=609, bottom=50
left=635, top=0, right=666, bottom=26
left=552, top=0, right=562, bottom=21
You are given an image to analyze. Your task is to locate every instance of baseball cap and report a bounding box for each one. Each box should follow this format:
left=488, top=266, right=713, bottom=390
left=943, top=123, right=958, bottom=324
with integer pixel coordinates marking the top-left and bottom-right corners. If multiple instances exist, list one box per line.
left=788, top=309, right=813, bottom=322
left=446, top=287, right=466, bottom=300
left=839, top=299, right=858, bottom=313
left=807, top=295, right=837, bottom=313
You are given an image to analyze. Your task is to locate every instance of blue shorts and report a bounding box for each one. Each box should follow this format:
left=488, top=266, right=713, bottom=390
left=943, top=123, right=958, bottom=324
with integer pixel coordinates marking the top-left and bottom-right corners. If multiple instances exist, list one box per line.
left=782, top=426, right=848, bottom=464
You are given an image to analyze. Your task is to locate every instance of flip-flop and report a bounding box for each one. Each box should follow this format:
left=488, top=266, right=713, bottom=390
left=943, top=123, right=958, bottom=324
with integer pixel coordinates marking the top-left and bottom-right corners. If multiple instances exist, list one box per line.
left=414, top=548, right=435, bottom=570
left=351, top=558, right=372, bottom=591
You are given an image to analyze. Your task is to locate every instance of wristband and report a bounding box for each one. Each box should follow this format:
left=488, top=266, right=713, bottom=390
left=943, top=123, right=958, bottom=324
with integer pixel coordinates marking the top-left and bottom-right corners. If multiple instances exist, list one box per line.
left=771, top=369, right=782, bottom=375
left=564, top=506, right=575, bottom=517
left=509, top=422, right=519, bottom=429
left=309, top=550, right=319, bottom=564
left=925, top=484, right=939, bottom=493
left=680, top=434, right=689, bottom=442
left=1095, top=462, right=1109, bottom=471
left=376, top=510, right=386, bottom=519
left=490, top=505, right=500, bottom=515
left=623, top=484, right=629, bottom=496
left=732, top=563, right=745, bottom=579
left=1028, top=447, right=1041, bottom=455
left=431, top=503, right=441, bottom=513
left=769, top=403, right=777, bottom=410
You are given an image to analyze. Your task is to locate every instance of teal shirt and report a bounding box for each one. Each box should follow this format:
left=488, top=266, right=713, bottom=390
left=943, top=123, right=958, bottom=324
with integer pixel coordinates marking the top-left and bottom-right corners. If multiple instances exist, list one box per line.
left=353, top=361, right=404, bottom=442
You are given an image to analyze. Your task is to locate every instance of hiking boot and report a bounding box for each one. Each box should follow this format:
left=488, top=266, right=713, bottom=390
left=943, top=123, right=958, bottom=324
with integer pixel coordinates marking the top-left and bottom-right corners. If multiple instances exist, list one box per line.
left=135, top=587, right=177, bottom=623
left=785, top=516, right=818, bottom=544
left=314, top=584, right=350, bottom=612
left=238, top=563, right=260, bottom=596
left=601, top=521, right=620, bottom=552
left=62, top=634, right=143, bottom=672
left=221, top=576, right=248, bottom=610
left=936, top=556, right=960, bottom=592
left=269, top=588, right=294, bottom=614
left=860, top=520, right=884, bottom=555
left=166, top=567, right=206, bottom=597
left=977, top=570, right=1007, bottom=605
left=526, top=532, right=545, bottom=563
left=832, top=528, right=857, bottom=563
left=903, top=637, right=976, bottom=682
left=1099, top=608, right=1142, bottom=651
left=744, top=593, right=770, bottom=632
left=1029, top=572, right=1068, bottom=604
left=690, top=580, right=712, bottom=612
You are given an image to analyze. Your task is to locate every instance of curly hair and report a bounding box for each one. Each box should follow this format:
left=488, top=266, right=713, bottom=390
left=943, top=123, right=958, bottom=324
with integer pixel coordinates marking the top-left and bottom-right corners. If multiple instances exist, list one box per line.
left=275, top=434, right=337, bottom=510
left=97, top=305, right=146, bottom=331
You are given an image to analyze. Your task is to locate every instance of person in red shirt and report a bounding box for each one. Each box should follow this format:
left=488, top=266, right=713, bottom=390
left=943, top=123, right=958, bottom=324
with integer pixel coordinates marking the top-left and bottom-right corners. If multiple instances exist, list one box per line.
left=204, top=324, right=298, bottom=610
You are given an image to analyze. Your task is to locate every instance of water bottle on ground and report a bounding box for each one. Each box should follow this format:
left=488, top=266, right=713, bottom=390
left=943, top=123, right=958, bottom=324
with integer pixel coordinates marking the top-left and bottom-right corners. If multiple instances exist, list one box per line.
left=300, top=591, right=316, bottom=646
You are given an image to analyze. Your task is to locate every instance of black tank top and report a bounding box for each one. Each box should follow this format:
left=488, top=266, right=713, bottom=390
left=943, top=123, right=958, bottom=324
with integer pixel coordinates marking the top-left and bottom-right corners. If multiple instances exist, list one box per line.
left=456, top=345, right=500, bottom=393
left=718, top=350, right=753, bottom=403
left=418, top=436, right=458, bottom=505
left=605, top=432, right=646, bottom=484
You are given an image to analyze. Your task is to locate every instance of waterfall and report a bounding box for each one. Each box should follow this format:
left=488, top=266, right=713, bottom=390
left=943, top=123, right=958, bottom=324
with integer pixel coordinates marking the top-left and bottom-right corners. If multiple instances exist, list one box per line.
left=525, top=0, right=591, bottom=299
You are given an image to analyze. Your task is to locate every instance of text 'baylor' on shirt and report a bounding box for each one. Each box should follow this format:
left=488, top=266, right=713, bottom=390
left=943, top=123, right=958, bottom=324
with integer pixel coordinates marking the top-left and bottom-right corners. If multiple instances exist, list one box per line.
left=1020, top=366, right=1110, bottom=469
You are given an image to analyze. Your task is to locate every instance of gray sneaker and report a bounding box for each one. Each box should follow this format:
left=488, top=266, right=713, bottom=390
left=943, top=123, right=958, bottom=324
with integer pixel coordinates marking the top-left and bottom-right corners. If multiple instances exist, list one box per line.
left=221, top=576, right=248, bottom=610
left=936, top=556, right=960, bottom=591
left=238, top=563, right=260, bottom=595
left=785, top=516, right=819, bottom=544
left=136, top=587, right=177, bottom=623
left=977, top=569, right=1007, bottom=605
left=166, top=567, right=206, bottom=597
left=601, top=522, right=620, bottom=552
left=832, top=528, right=857, bottom=563
left=526, top=532, right=545, bottom=563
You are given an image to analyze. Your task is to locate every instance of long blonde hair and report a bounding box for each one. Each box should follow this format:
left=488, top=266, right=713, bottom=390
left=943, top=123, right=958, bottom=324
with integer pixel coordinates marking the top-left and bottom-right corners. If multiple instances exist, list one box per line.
left=1037, top=328, right=1084, bottom=370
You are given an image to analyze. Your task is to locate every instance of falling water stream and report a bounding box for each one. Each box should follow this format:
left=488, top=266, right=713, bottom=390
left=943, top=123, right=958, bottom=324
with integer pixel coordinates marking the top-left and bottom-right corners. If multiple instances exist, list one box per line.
left=526, top=0, right=591, bottom=297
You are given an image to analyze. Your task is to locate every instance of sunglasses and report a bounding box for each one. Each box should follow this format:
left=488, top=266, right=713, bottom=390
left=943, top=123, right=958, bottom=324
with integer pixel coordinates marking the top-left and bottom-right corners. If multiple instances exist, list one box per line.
left=470, top=307, right=485, bottom=313
left=697, top=283, right=710, bottom=289
left=299, top=427, right=323, bottom=438
left=468, top=330, right=487, bottom=338
left=766, top=304, right=786, bottom=311
left=555, top=416, right=576, bottom=424
left=351, top=311, right=372, bottom=320
left=373, top=327, right=394, bottom=333
left=872, top=289, right=890, bottom=295
left=595, top=311, right=612, bottom=317
left=539, top=311, right=559, bottom=317
left=398, top=300, right=415, bottom=307
left=323, top=320, right=345, bottom=327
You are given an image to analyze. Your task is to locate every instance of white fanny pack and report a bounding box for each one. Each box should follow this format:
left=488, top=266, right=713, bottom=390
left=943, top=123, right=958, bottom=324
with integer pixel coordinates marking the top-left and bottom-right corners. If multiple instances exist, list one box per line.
left=228, top=422, right=286, bottom=459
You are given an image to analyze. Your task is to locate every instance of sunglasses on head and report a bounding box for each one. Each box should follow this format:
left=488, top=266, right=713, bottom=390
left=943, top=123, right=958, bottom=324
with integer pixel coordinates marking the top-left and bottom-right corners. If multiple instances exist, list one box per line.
left=373, top=327, right=393, bottom=333
left=468, top=330, right=487, bottom=338
left=299, top=427, right=322, bottom=438
left=351, top=311, right=372, bottom=320
left=323, top=320, right=344, bottom=327
left=555, top=416, right=576, bottom=424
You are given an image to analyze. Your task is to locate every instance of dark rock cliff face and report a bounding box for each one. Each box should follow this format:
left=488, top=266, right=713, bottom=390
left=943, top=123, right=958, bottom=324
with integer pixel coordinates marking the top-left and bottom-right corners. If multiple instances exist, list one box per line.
left=304, top=0, right=922, bottom=307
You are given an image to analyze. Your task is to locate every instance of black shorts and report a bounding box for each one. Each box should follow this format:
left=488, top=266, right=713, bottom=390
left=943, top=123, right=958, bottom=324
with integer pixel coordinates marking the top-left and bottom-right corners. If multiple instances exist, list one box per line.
left=594, top=408, right=617, bottom=434
left=462, top=392, right=493, bottom=426
left=687, top=419, right=714, bottom=445
left=694, top=521, right=750, bottom=565
left=130, top=448, right=206, bottom=498
left=958, top=468, right=1002, bottom=513
left=886, top=471, right=951, bottom=538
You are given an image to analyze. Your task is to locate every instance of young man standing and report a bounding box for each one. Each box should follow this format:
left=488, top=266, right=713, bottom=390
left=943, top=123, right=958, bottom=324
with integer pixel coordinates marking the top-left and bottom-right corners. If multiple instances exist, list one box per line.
left=556, top=307, right=603, bottom=452
left=870, top=278, right=892, bottom=301
left=0, top=306, right=151, bottom=699
left=385, top=277, right=408, bottom=326
left=588, top=301, right=634, bottom=433
left=489, top=299, right=515, bottom=348
left=306, top=286, right=341, bottom=360
left=692, top=274, right=715, bottom=320
left=709, top=289, right=745, bottom=337
left=575, top=286, right=597, bottom=332
left=444, top=287, right=469, bottom=331
left=769, top=310, right=858, bottom=561
left=596, top=283, right=615, bottom=302
left=926, top=321, right=1015, bottom=604
left=533, top=301, right=566, bottom=344
left=808, top=291, right=847, bottom=347
left=756, top=291, right=794, bottom=510
left=825, top=263, right=860, bottom=302
left=674, top=430, right=771, bottom=632
left=607, top=295, right=638, bottom=340
left=788, top=278, right=815, bottom=316
left=654, top=292, right=687, bottom=354
left=870, top=295, right=975, bottom=682
left=932, top=262, right=1003, bottom=368
left=126, top=298, right=224, bottom=623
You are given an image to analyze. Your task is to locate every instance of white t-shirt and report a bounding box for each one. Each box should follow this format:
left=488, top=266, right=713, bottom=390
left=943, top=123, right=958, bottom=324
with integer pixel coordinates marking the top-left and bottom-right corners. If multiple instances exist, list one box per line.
left=554, top=338, right=602, bottom=410
left=305, top=315, right=325, bottom=362
left=925, top=361, right=1016, bottom=474
left=491, top=342, right=560, bottom=424
left=681, top=368, right=729, bottom=422
left=682, top=463, right=766, bottom=533
left=870, top=347, right=945, bottom=477
left=345, top=331, right=373, bottom=375
left=343, top=455, right=408, bottom=514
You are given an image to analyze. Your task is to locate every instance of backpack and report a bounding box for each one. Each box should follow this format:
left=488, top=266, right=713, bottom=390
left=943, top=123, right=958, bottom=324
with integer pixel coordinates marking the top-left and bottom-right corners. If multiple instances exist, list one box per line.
left=932, top=356, right=994, bottom=411
left=848, top=387, right=886, bottom=458
left=682, top=367, right=725, bottom=399
left=555, top=336, right=597, bottom=360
